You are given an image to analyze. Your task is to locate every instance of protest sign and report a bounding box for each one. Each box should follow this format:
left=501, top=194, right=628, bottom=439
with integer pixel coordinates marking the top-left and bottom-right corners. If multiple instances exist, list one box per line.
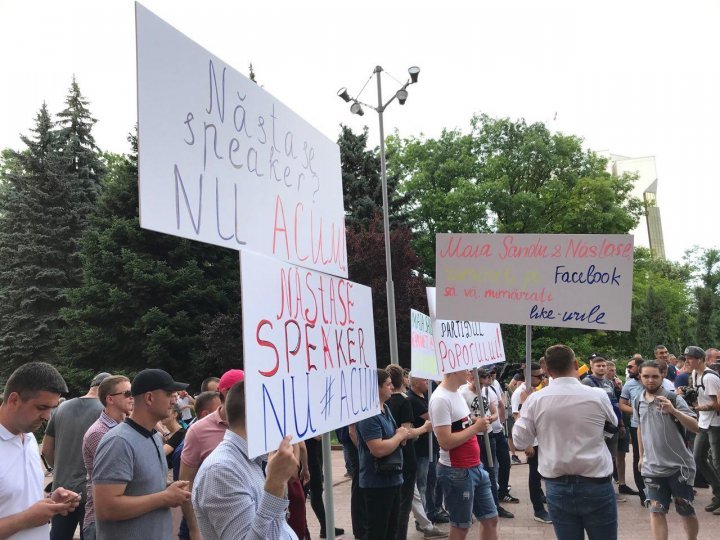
left=427, top=288, right=506, bottom=375
left=136, top=4, right=347, bottom=277
left=410, top=309, right=441, bottom=381
left=436, top=233, right=634, bottom=331
left=240, top=250, right=378, bottom=458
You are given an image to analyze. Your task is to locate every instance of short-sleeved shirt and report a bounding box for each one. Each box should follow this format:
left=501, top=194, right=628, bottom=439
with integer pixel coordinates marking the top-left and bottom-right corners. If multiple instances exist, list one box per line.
left=459, top=384, right=501, bottom=434
left=355, top=404, right=403, bottom=488
left=620, top=377, right=643, bottom=427
left=429, top=385, right=480, bottom=468
left=633, top=389, right=696, bottom=482
left=0, top=424, right=46, bottom=540
left=181, top=408, right=227, bottom=469
left=407, top=389, right=430, bottom=458
left=693, top=369, right=720, bottom=429
left=176, top=396, right=193, bottom=422
left=93, top=419, right=171, bottom=539
left=82, top=411, right=118, bottom=529
left=45, top=396, right=103, bottom=496
left=511, top=383, right=538, bottom=446
left=387, top=393, right=416, bottom=473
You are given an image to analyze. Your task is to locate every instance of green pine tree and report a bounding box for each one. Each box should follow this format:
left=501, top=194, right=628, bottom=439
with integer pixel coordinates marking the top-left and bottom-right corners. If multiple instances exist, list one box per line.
left=0, top=104, right=76, bottom=376
left=60, top=133, right=242, bottom=392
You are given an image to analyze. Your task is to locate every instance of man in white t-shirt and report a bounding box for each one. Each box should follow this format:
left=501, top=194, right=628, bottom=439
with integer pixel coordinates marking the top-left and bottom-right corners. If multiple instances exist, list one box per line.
left=684, top=345, right=720, bottom=514
left=511, top=364, right=551, bottom=524
left=459, top=369, right=513, bottom=519
left=430, top=369, right=498, bottom=540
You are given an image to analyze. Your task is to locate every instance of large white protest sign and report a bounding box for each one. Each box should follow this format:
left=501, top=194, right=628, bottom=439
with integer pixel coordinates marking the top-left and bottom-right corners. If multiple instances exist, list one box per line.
left=240, top=250, right=378, bottom=458
left=427, top=288, right=506, bottom=375
left=136, top=5, right=347, bottom=277
left=410, top=309, right=441, bottom=381
left=435, top=233, right=634, bottom=331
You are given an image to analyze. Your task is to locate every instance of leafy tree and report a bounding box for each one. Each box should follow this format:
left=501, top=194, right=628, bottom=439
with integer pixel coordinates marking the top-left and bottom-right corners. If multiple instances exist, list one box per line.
left=339, top=125, right=426, bottom=367
left=388, top=113, right=648, bottom=358
left=60, top=134, right=242, bottom=393
left=388, top=114, right=643, bottom=279
left=346, top=216, right=427, bottom=368
left=686, top=247, right=720, bottom=347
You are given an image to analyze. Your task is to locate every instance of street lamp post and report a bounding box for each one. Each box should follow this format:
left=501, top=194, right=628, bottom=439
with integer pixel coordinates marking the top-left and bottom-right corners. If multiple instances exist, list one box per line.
left=338, top=65, right=420, bottom=366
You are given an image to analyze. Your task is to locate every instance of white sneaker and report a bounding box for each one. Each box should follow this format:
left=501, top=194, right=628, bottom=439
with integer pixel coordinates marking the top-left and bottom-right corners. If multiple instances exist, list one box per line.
left=423, top=527, right=449, bottom=539
left=616, top=493, right=627, bottom=502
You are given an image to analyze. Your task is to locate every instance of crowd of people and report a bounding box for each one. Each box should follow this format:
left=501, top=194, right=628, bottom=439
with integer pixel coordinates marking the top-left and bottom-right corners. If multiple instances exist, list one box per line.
left=0, top=342, right=719, bottom=539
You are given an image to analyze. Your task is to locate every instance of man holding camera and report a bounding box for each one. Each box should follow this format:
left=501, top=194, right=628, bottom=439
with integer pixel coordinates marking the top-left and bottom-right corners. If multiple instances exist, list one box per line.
left=683, top=346, right=720, bottom=514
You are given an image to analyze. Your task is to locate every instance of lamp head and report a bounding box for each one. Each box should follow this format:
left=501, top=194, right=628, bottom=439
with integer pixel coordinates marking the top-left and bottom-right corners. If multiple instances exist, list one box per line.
left=408, top=66, right=420, bottom=84
left=396, top=89, right=408, bottom=105
left=350, top=102, right=364, bottom=116
left=337, top=87, right=351, bottom=102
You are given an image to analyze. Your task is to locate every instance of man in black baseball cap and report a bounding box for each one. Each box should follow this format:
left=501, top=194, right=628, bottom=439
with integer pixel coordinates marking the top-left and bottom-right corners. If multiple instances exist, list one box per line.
left=131, top=368, right=188, bottom=397
left=92, top=369, right=191, bottom=539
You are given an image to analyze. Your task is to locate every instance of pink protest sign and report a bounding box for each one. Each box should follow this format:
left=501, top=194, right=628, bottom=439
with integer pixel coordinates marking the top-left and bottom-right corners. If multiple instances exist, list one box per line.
left=436, top=233, right=634, bottom=331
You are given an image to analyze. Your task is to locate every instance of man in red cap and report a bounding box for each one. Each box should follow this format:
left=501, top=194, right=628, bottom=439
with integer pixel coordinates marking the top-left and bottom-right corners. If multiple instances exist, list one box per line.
left=179, top=369, right=244, bottom=539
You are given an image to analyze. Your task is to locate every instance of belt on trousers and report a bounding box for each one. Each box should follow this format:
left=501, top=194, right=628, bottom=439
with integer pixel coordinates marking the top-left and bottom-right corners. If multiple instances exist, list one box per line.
left=544, top=474, right=613, bottom=484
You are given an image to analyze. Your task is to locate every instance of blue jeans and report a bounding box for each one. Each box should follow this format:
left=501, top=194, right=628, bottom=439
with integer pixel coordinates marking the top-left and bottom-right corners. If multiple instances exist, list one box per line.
left=437, top=463, right=497, bottom=528
left=545, top=479, right=617, bottom=540
left=416, top=456, right=430, bottom=508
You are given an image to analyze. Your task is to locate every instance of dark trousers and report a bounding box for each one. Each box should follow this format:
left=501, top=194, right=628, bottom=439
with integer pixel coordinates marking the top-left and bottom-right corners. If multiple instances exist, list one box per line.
left=629, top=427, right=646, bottom=501
left=425, top=458, right=443, bottom=517
left=528, top=446, right=545, bottom=512
left=493, top=432, right=511, bottom=497
left=481, top=435, right=499, bottom=508
left=694, top=427, right=720, bottom=499
left=364, top=486, right=401, bottom=540
left=287, top=477, right=307, bottom=538
left=397, top=467, right=416, bottom=540
left=349, top=443, right=367, bottom=539
left=51, top=502, right=85, bottom=540
left=305, top=438, right=328, bottom=533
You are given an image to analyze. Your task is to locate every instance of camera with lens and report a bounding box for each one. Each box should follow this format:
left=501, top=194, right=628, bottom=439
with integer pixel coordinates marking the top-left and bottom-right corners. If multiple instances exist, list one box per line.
left=676, top=386, right=698, bottom=406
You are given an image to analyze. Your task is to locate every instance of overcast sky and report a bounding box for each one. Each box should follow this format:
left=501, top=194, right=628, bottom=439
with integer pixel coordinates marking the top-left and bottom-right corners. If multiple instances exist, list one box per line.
left=1, top=0, right=718, bottom=263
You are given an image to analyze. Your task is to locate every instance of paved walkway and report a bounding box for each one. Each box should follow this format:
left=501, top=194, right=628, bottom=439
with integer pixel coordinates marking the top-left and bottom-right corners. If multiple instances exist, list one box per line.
left=306, top=449, right=719, bottom=540
left=55, top=447, right=718, bottom=539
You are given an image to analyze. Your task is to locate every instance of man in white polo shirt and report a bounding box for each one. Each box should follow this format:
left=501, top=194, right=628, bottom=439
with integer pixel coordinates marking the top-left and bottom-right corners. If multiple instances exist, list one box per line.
left=0, top=362, right=81, bottom=539
left=513, top=344, right=618, bottom=540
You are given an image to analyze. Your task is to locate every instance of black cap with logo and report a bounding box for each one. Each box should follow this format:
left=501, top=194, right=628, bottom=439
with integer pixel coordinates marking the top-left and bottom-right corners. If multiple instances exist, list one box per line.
left=131, top=368, right=189, bottom=396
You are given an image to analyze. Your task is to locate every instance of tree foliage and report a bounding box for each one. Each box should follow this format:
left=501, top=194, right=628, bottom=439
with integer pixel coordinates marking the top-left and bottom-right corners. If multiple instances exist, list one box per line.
left=0, top=81, right=105, bottom=379
left=388, top=114, right=643, bottom=279
left=59, top=135, right=242, bottom=393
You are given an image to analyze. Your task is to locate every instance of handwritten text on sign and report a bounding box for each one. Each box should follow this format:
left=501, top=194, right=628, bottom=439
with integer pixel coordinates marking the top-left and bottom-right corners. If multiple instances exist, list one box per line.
left=410, top=309, right=441, bottom=381
left=240, top=250, right=378, bottom=458
left=427, top=288, right=506, bottom=375
left=136, top=5, right=347, bottom=277
left=435, top=234, right=634, bottom=331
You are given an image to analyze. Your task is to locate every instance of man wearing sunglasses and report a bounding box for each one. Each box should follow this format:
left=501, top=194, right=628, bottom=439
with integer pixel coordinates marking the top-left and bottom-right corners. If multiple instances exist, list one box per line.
left=81, top=375, right=134, bottom=540
left=92, top=369, right=191, bottom=540
left=41, top=372, right=109, bottom=540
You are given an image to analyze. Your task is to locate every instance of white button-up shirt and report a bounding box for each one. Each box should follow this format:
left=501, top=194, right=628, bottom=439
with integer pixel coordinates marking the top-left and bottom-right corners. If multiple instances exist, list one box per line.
left=0, top=423, right=47, bottom=540
left=512, top=377, right=616, bottom=479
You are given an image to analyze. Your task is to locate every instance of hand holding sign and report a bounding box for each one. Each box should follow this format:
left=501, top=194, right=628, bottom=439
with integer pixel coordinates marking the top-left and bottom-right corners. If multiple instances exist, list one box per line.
left=265, top=436, right=299, bottom=497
